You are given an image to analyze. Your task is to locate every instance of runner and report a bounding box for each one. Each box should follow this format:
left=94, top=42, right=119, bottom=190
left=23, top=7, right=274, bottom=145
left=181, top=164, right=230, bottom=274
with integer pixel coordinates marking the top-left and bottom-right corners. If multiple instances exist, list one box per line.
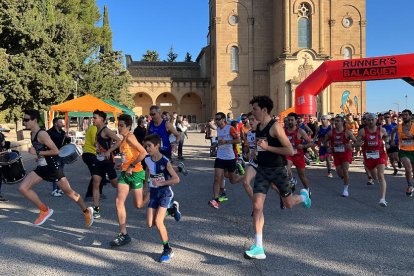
left=91, top=109, right=122, bottom=219
left=18, top=109, right=93, bottom=226
left=391, top=109, right=414, bottom=196
left=244, top=96, right=311, bottom=260
left=316, top=115, right=333, bottom=177
left=325, top=115, right=357, bottom=197
left=208, top=112, right=244, bottom=209
left=110, top=114, right=149, bottom=247
left=285, top=113, right=312, bottom=193
left=357, top=113, right=388, bottom=206
left=383, top=113, right=400, bottom=176
left=144, top=134, right=181, bottom=263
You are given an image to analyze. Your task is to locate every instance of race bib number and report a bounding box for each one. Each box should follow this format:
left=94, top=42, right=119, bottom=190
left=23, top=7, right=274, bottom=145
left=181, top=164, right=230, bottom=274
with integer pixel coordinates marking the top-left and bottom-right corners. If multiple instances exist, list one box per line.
left=37, top=157, right=47, bottom=167
left=366, top=150, right=379, bottom=159
left=150, top=173, right=165, bottom=187
left=334, top=146, right=345, bottom=153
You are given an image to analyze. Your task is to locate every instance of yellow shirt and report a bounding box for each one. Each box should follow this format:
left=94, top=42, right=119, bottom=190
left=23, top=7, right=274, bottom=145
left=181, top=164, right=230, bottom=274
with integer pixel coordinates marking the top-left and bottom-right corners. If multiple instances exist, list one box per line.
left=83, top=125, right=97, bottom=154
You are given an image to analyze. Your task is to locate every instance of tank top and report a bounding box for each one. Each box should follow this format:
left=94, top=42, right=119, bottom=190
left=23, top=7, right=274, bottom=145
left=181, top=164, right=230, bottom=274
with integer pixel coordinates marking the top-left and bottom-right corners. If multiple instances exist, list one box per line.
left=398, top=123, right=414, bottom=151
left=256, top=119, right=286, bottom=168
left=217, top=124, right=236, bottom=160
left=285, top=128, right=303, bottom=155
left=31, top=129, right=58, bottom=166
left=120, top=133, right=143, bottom=172
left=96, top=126, right=114, bottom=162
left=317, top=125, right=332, bottom=146
left=331, top=128, right=349, bottom=153
left=383, top=123, right=398, bottom=145
left=363, top=126, right=385, bottom=159
left=148, top=120, right=171, bottom=156
left=145, top=155, right=172, bottom=189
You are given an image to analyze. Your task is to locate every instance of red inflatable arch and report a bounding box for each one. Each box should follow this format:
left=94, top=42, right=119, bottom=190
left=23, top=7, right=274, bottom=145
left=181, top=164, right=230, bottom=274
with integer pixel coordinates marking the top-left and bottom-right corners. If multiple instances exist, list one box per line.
left=295, top=53, right=414, bottom=115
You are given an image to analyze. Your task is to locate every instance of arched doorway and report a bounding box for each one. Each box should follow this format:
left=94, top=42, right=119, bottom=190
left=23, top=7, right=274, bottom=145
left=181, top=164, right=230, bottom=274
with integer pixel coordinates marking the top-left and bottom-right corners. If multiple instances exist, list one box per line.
left=155, top=93, right=178, bottom=115
left=180, top=92, right=202, bottom=123
left=133, top=92, right=153, bottom=116
left=295, top=53, right=414, bottom=115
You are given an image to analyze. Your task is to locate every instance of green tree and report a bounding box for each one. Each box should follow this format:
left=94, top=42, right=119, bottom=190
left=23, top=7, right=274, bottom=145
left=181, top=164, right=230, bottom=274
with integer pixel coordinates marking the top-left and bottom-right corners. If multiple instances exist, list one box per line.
left=167, top=46, right=178, bottom=62
left=184, top=52, right=192, bottom=62
left=100, top=5, right=112, bottom=54
left=141, top=50, right=160, bottom=62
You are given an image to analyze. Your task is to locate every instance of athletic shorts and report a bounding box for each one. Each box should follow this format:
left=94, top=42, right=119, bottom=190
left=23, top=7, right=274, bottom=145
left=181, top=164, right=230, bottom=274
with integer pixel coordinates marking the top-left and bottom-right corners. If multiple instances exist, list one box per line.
left=214, top=158, right=237, bottom=173
left=118, top=170, right=145, bottom=189
left=398, top=150, right=414, bottom=164
left=286, top=154, right=306, bottom=169
left=148, top=186, right=173, bottom=209
left=332, top=150, right=353, bottom=167
left=34, top=165, right=65, bottom=183
left=93, top=160, right=117, bottom=180
left=363, top=152, right=387, bottom=170
left=386, top=146, right=399, bottom=154
left=253, top=166, right=290, bottom=197
left=319, top=146, right=331, bottom=159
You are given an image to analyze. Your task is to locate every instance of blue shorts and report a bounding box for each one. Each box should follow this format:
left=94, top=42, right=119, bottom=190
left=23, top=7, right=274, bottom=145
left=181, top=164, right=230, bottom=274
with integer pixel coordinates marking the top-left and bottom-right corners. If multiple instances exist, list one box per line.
left=148, top=186, right=173, bottom=209
left=319, top=146, right=331, bottom=158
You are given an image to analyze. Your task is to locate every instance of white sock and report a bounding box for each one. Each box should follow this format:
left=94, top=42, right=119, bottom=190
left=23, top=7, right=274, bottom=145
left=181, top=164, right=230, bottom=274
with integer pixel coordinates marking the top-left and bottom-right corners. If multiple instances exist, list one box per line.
left=343, top=185, right=349, bottom=191
left=255, top=234, right=263, bottom=248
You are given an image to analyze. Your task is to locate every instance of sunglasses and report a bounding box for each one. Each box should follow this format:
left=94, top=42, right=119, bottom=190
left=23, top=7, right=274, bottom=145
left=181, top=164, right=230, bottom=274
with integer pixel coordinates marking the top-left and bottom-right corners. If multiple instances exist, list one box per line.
left=23, top=118, right=31, bottom=122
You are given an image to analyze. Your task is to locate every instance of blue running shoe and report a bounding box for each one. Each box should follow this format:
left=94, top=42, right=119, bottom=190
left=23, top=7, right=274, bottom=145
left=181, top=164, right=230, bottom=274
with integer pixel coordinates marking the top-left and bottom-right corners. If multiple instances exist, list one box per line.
left=159, top=248, right=174, bottom=263
left=244, top=244, right=266, bottom=260
left=300, top=189, right=312, bottom=209
left=172, top=201, right=181, bottom=222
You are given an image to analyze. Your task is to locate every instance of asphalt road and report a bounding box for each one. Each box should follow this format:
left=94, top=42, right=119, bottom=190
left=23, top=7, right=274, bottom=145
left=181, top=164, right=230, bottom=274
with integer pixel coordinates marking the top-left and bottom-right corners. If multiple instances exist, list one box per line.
left=0, top=132, right=413, bottom=275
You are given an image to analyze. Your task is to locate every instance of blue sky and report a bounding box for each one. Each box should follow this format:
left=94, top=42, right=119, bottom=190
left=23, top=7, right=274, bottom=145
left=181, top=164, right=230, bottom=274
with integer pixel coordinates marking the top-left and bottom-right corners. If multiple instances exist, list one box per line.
left=96, top=0, right=414, bottom=113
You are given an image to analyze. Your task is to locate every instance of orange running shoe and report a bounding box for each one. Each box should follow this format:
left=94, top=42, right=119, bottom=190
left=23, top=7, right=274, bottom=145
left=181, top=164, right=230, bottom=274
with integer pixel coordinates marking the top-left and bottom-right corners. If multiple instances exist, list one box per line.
left=34, top=208, right=54, bottom=226
left=84, top=207, right=94, bottom=228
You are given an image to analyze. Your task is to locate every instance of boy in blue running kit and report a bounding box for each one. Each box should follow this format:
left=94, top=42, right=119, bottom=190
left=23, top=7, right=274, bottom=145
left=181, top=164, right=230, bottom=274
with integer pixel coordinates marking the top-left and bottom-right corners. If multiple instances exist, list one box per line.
left=143, top=134, right=181, bottom=263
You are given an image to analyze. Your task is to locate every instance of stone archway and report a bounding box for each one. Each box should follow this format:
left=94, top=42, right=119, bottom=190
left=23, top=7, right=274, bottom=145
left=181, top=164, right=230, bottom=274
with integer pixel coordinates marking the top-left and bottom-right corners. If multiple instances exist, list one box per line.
left=180, top=92, right=203, bottom=123
left=133, top=92, right=153, bottom=116
left=155, top=93, right=178, bottom=115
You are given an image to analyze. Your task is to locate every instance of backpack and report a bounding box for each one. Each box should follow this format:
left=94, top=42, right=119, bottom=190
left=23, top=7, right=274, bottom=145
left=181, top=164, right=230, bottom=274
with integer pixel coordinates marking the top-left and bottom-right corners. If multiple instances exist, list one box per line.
left=205, top=124, right=212, bottom=139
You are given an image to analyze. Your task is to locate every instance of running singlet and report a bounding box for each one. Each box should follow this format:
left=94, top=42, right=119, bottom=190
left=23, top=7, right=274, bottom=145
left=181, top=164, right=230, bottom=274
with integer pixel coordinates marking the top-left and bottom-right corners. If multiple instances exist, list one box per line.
left=145, top=155, right=171, bottom=188
left=120, top=133, right=143, bottom=172
left=255, top=119, right=286, bottom=168
left=285, top=128, right=303, bottom=156
left=383, top=123, right=398, bottom=145
left=216, top=124, right=237, bottom=160
left=96, top=126, right=113, bottom=162
left=331, top=128, right=349, bottom=153
left=148, top=120, right=171, bottom=156
left=398, top=123, right=414, bottom=151
left=317, top=125, right=332, bottom=146
left=363, top=126, right=385, bottom=159
left=31, top=129, right=59, bottom=167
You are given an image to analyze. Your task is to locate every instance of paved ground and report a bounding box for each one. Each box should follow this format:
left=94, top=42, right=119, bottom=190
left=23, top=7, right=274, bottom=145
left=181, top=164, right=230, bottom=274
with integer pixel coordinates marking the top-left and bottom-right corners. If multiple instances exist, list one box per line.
left=0, top=132, right=413, bottom=275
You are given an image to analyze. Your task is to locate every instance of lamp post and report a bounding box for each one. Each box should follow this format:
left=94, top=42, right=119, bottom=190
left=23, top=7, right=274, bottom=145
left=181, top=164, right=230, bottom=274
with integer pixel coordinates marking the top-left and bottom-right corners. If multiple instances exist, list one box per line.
left=394, top=102, right=400, bottom=113
left=405, top=94, right=408, bottom=109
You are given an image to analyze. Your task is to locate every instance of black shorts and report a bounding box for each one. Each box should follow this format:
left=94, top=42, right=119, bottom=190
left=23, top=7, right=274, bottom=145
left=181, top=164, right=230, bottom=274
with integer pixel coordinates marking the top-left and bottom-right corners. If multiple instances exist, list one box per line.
left=253, top=166, right=290, bottom=196
left=82, top=152, right=99, bottom=176
left=34, top=165, right=65, bottom=183
left=386, top=146, right=399, bottom=154
left=214, top=158, right=237, bottom=173
left=93, top=160, right=117, bottom=180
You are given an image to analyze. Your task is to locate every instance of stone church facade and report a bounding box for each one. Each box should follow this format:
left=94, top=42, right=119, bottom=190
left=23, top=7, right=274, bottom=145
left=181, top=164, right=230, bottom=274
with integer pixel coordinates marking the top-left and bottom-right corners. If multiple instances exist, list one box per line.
left=127, top=0, right=366, bottom=122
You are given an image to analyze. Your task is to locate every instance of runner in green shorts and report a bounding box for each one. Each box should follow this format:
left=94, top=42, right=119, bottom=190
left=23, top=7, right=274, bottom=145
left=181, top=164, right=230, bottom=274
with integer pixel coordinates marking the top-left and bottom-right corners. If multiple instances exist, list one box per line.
left=110, top=114, right=149, bottom=247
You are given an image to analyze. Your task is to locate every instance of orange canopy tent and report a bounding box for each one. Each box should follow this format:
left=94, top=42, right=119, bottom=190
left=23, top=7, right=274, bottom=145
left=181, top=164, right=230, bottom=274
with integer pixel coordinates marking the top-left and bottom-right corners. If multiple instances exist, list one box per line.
left=48, top=94, right=122, bottom=129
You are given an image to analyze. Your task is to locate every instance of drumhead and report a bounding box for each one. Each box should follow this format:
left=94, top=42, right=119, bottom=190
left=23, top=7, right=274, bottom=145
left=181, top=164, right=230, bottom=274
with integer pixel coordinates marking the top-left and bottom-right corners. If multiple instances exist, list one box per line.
left=59, top=144, right=76, bottom=158
left=0, top=151, right=19, bottom=164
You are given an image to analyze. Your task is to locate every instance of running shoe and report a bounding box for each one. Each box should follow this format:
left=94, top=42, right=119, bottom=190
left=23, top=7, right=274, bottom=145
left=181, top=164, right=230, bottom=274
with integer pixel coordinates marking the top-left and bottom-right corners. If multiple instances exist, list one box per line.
left=342, top=188, right=349, bottom=197
left=315, top=157, right=320, bottom=165
left=327, top=172, right=333, bottom=178
left=0, top=194, right=8, bottom=202
left=379, top=199, right=388, bottom=207
left=300, top=189, right=311, bottom=209
left=84, top=207, right=94, bottom=228
left=244, top=244, right=266, bottom=260
left=34, top=208, right=54, bottom=226
left=218, top=192, right=228, bottom=202
left=392, top=169, right=398, bottom=176
left=208, top=199, right=219, bottom=209
left=172, top=201, right=181, bottom=222
left=367, top=179, right=375, bottom=185
left=51, top=189, right=63, bottom=197
left=93, top=207, right=101, bottom=219
left=406, top=186, right=414, bottom=197
left=177, top=162, right=188, bottom=176
left=57, top=189, right=64, bottom=195
left=159, top=248, right=174, bottom=263
left=236, top=162, right=245, bottom=175
left=398, top=161, right=403, bottom=168
left=304, top=155, right=311, bottom=166
left=110, top=233, right=131, bottom=247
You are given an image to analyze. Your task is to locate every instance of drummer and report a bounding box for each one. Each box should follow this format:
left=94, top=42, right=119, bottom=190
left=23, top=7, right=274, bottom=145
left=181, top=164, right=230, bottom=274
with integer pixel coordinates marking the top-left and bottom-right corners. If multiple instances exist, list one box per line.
left=47, top=118, right=71, bottom=197
left=0, top=127, right=10, bottom=202
left=18, top=109, right=94, bottom=227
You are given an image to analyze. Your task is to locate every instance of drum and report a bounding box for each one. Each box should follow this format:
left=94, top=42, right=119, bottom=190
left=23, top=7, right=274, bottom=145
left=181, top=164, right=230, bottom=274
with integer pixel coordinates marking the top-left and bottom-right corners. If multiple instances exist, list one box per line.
left=0, top=150, right=26, bottom=184
left=59, top=144, right=82, bottom=164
